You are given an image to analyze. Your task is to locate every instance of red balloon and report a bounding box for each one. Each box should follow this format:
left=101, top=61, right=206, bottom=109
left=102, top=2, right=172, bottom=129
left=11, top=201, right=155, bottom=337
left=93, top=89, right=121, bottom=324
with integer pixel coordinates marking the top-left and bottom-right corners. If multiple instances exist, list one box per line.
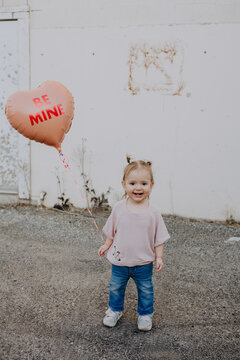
left=5, top=81, right=74, bottom=152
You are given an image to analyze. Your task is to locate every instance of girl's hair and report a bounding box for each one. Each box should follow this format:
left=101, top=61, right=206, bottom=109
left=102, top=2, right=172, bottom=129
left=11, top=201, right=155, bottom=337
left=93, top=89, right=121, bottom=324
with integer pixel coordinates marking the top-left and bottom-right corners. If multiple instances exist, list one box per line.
left=123, top=155, right=154, bottom=183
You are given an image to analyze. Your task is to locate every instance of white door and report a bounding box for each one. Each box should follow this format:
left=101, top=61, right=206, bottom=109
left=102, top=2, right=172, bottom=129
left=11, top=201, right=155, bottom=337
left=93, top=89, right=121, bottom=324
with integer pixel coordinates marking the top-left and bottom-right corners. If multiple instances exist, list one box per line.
left=0, top=20, right=19, bottom=193
left=0, top=8, right=30, bottom=200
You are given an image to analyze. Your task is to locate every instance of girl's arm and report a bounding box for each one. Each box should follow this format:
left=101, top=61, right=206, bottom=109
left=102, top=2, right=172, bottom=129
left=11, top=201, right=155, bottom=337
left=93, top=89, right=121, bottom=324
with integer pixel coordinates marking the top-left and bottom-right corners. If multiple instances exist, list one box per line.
left=154, top=244, right=164, bottom=272
left=98, top=237, right=113, bottom=257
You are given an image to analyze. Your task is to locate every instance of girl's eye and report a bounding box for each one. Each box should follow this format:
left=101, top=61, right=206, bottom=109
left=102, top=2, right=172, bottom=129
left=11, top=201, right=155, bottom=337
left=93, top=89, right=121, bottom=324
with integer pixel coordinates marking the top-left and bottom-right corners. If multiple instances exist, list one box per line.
left=130, top=182, right=135, bottom=185
left=142, top=182, right=147, bottom=186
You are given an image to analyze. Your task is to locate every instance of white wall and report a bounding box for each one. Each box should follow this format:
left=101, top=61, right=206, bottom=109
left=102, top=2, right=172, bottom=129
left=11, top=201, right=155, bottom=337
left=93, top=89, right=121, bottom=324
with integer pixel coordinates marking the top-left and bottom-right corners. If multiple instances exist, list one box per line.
left=29, top=0, right=240, bottom=27
left=1, top=1, right=240, bottom=221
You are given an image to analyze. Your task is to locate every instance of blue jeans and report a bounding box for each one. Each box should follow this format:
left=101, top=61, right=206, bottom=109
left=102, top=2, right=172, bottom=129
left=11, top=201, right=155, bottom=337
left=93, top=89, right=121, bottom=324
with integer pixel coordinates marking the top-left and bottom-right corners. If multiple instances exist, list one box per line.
left=109, top=263, right=154, bottom=316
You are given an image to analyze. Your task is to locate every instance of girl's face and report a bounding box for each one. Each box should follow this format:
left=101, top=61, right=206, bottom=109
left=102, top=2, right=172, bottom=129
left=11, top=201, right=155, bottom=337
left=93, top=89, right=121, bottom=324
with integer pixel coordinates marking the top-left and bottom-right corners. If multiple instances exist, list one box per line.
left=122, top=167, right=154, bottom=204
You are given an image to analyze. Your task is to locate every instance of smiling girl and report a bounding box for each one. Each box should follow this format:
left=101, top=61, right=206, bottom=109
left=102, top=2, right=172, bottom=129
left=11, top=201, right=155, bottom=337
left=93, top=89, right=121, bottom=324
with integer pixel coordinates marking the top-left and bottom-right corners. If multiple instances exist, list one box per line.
left=98, top=156, right=170, bottom=331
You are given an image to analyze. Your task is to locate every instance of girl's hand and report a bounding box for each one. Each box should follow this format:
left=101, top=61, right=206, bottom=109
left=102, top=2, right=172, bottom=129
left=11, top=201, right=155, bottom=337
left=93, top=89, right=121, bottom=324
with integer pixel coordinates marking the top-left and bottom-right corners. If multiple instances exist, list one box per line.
left=98, top=237, right=113, bottom=257
left=98, top=244, right=109, bottom=257
left=155, top=257, right=164, bottom=272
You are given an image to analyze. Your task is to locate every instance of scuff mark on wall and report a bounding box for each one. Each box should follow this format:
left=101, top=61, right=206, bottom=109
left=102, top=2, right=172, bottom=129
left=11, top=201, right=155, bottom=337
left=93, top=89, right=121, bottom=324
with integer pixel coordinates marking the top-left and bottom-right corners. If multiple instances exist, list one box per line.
left=128, top=42, right=184, bottom=96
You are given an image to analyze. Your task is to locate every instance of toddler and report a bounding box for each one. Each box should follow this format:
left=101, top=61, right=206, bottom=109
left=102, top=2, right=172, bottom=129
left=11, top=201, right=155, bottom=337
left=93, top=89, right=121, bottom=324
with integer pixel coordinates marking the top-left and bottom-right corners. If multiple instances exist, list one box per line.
left=98, top=157, right=170, bottom=331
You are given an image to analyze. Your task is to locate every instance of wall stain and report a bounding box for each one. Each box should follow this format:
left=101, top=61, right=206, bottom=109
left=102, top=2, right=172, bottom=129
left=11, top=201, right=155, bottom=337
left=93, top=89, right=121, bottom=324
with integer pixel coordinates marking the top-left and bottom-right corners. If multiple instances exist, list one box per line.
left=128, top=42, right=184, bottom=96
left=173, top=81, right=184, bottom=96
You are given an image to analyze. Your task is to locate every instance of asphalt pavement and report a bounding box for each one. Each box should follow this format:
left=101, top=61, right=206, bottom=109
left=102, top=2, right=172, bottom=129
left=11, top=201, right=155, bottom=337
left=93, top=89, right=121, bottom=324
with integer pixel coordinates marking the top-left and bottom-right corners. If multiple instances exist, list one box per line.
left=0, top=205, right=239, bottom=360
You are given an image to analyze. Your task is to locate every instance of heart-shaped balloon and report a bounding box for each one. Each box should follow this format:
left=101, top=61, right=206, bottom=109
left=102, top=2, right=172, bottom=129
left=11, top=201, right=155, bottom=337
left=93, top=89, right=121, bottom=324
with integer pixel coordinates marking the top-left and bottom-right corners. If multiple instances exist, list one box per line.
left=5, top=81, right=74, bottom=152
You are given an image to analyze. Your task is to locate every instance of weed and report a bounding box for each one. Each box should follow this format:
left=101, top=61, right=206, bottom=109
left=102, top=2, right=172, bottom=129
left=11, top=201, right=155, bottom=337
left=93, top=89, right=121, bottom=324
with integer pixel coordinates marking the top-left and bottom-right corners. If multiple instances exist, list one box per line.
left=72, top=138, right=111, bottom=210
left=53, top=193, right=71, bottom=211
left=226, top=215, right=237, bottom=225
left=84, top=179, right=111, bottom=209
left=53, top=169, right=72, bottom=211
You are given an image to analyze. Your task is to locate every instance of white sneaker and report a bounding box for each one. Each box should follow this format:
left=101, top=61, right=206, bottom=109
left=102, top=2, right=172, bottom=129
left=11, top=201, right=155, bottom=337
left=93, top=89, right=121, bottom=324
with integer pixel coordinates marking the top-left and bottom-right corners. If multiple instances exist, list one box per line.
left=138, top=314, right=153, bottom=331
left=103, top=308, right=122, bottom=327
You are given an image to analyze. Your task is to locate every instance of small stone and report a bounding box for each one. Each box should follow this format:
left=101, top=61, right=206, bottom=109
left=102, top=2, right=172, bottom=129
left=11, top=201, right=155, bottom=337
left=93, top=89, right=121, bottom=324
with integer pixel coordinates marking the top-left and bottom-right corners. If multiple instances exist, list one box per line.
left=225, top=237, right=240, bottom=244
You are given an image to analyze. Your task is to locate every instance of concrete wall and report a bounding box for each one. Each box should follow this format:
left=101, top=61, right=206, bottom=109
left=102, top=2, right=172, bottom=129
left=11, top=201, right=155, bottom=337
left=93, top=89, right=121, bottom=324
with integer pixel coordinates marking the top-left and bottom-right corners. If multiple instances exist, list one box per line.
left=3, top=0, right=240, bottom=26
left=1, top=1, right=240, bottom=221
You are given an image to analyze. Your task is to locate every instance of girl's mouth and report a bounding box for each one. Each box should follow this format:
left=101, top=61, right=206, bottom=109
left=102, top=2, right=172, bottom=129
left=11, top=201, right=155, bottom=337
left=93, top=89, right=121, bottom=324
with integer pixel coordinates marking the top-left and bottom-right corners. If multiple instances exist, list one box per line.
left=133, top=192, right=143, bottom=196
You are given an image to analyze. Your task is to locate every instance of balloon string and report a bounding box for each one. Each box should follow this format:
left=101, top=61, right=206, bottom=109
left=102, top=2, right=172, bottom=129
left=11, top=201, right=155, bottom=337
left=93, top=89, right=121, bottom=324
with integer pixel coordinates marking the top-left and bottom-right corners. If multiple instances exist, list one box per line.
left=59, top=152, right=105, bottom=243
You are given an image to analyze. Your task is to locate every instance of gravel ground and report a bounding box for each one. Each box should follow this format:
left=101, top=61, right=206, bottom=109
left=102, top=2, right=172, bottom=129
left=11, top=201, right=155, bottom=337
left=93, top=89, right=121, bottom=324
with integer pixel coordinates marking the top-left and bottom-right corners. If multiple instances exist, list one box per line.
left=0, top=205, right=239, bottom=360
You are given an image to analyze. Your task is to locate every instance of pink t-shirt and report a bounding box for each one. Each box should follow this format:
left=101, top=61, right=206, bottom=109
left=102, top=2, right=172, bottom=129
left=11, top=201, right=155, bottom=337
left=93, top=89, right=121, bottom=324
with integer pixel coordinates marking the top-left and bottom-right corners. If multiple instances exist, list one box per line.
left=103, top=199, right=170, bottom=267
